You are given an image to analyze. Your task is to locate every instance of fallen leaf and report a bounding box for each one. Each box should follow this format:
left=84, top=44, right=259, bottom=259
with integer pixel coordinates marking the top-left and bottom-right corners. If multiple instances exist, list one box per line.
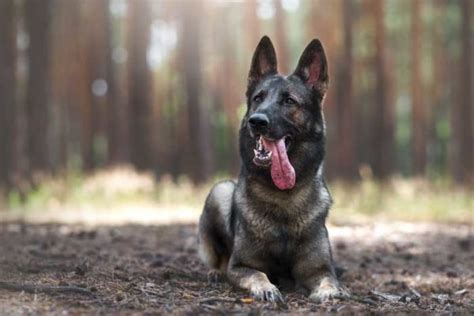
left=240, top=297, right=254, bottom=304
left=182, top=293, right=194, bottom=299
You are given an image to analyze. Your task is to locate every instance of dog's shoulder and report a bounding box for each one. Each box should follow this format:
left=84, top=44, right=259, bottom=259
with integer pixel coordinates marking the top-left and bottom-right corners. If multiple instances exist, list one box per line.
left=205, top=180, right=236, bottom=207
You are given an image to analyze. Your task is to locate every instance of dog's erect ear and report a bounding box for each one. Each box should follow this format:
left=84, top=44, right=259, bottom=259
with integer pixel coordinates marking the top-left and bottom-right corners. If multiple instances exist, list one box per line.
left=293, top=39, right=328, bottom=94
left=247, top=36, right=278, bottom=89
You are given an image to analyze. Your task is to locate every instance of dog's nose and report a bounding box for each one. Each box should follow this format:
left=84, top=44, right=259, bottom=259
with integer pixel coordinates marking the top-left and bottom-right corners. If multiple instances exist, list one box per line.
left=248, top=113, right=270, bottom=133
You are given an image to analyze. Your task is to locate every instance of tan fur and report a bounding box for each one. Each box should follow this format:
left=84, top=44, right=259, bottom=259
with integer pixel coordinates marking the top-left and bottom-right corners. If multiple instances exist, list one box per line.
left=198, top=234, right=218, bottom=268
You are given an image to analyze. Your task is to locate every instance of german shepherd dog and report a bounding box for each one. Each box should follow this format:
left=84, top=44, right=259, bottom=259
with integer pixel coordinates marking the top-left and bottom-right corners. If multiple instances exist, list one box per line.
left=198, top=36, right=345, bottom=303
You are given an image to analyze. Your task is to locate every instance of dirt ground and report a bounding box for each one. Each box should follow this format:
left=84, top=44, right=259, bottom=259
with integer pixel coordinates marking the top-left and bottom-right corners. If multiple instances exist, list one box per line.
left=0, top=221, right=472, bottom=314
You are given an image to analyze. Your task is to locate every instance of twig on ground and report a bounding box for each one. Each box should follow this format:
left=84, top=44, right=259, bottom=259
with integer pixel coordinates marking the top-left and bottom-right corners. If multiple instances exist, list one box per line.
left=345, top=294, right=378, bottom=306
left=370, top=290, right=402, bottom=302
left=0, top=281, right=96, bottom=297
left=454, top=289, right=468, bottom=296
left=409, top=287, right=422, bottom=299
left=198, top=297, right=238, bottom=304
left=200, top=303, right=220, bottom=311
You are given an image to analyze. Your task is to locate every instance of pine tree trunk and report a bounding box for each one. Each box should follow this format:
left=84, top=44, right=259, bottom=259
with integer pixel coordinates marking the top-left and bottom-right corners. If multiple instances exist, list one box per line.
left=105, top=0, right=127, bottom=165
left=274, top=0, right=289, bottom=74
left=0, top=0, right=17, bottom=187
left=452, top=0, right=473, bottom=184
left=128, top=0, right=154, bottom=170
left=371, top=0, right=395, bottom=179
left=335, top=0, right=357, bottom=180
left=25, top=0, right=53, bottom=175
left=215, top=5, right=241, bottom=175
left=307, top=0, right=340, bottom=179
left=244, top=0, right=260, bottom=51
left=411, top=0, right=426, bottom=176
left=87, top=0, right=110, bottom=169
left=179, top=0, right=212, bottom=183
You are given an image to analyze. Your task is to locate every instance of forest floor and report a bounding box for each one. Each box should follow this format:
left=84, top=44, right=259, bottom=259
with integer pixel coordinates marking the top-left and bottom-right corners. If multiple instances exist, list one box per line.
left=0, top=221, right=472, bottom=314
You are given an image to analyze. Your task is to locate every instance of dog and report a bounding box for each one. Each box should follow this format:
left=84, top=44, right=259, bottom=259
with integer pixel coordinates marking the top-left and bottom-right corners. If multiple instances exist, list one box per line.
left=198, top=36, right=345, bottom=303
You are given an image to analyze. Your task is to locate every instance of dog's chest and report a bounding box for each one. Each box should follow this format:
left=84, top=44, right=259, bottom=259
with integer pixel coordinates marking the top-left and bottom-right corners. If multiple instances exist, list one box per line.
left=241, top=203, right=311, bottom=250
left=235, top=181, right=321, bottom=246
left=242, top=200, right=317, bottom=240
left=264, top=223, right=298, bottom=257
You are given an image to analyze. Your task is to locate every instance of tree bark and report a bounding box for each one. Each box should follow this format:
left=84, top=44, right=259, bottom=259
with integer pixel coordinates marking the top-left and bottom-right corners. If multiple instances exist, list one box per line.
left=25, top=0, right=53, bottom=175
left=273, top=0, right=289, bottom=74
left=128, top=0, right=154, bottom=170
left=75, top=0, right=110, bottom=170
left=371, top=0, right=395, bottom=179
left=411, top=0, right=426, bottom=176
left=179, top=0, right=212, bottom=183
left=0, top=0, right=17, bottom=187
left=244, top=0, right=260, bottom=52
left=214, top=4, right=241, bottom=175
left=307, top=0, right=340, bottom=179
left=452, top=0, right=473, bottom=184
left=105, top=0, right=128, bottom=165
left=335, top=0, right=357, bottom=180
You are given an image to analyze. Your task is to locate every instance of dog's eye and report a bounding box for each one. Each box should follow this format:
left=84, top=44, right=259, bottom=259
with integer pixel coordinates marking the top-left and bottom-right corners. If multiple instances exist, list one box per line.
left=285, top=97, right=296, bottom=105
left=253, top=95, right=263, bottom=103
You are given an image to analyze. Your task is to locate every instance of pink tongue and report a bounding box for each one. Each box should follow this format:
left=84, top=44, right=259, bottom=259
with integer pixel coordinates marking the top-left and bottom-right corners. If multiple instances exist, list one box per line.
left=261, top=138, right=296, bottom=190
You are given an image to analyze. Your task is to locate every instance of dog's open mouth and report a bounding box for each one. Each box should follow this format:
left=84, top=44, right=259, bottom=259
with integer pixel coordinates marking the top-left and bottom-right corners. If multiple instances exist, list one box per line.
left=253, top=136, right=296, bottom=190
left=253, top=137, right=273, bottom=167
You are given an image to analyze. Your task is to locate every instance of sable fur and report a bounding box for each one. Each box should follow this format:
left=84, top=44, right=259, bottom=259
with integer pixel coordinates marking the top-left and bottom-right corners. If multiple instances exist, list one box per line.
left=198, top=36, right=345, bottom=302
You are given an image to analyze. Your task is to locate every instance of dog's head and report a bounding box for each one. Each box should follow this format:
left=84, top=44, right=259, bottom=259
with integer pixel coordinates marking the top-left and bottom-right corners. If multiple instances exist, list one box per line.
left=239, top=36, right=328, bottom=190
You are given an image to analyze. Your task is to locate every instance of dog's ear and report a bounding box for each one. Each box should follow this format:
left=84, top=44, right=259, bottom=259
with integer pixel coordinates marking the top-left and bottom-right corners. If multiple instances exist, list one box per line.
left=293, top=39, right=328, bottom=94
left=247, top=36, right=278, bottom=90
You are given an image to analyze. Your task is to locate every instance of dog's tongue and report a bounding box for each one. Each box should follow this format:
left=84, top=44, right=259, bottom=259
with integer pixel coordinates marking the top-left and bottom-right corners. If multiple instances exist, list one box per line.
left=261, top=138, right=296, bottom=190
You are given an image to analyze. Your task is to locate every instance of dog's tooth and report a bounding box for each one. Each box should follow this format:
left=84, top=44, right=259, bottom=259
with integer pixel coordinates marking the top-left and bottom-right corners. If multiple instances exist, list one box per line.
left=257, top=137, right=263, bottom=151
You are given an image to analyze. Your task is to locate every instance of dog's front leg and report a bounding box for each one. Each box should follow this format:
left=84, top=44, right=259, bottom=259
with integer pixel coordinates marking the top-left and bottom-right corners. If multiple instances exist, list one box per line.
left=293, top=226, right=347, bottom=302
left=227, top=256, right=284, bottom=302
left=295, top=266, right=343, bottom=303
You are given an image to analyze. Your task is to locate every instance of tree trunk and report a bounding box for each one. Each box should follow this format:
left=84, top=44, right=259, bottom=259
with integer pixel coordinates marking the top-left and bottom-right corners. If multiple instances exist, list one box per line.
left=0, top=0, right=17, bottom=187
left=128, top=0, right=154, bottom=170
left=73, top=1, right=110, bottom=170
left=179, top=0, right=212, bottom=183
left=105, top=0, right=128, bottom=165
left=273, top=0, right=289, bottom=74
left=452, top=0, right=473, bottom=184
left=25, top=0, right=53, bottom=175
left=307, top=0, right=340, bottom=179
left=371, top=0, right=395, bottom=179
left=427, top=0, right=448, bottom=175
left=335, top=0, right=357, bottom=180
left=215, top=4, right=241, bottom=175
left=411, top=0, right=426, bottom=176
left=244, top=0, right=260, bottom=51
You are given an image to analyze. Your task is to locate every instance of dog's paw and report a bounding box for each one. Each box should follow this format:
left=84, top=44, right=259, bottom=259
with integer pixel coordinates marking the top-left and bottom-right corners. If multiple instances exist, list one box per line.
left=309, top=277, right=348, bottom=303
left=250, top=283, right=285, bottom=303
left=207, top=270, right=225, bottom=283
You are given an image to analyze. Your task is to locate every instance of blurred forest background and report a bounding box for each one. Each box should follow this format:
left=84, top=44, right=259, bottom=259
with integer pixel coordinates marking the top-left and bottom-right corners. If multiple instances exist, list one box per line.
left=0, top=0, right=472, bottom=222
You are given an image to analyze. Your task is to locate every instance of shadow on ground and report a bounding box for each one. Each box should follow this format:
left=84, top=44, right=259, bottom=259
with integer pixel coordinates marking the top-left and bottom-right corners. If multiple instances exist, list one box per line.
left=0, top=222, right=472, bottom=314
